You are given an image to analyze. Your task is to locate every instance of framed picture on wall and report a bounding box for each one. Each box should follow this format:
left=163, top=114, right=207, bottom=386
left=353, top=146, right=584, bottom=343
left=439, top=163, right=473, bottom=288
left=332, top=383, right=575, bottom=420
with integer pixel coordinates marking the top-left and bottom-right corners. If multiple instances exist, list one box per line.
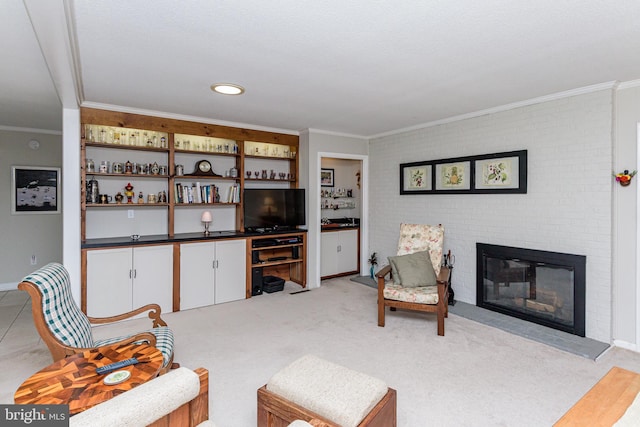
left=321, top=168, right=335, bottom=187
left=473, top=150, right=527, bottom=193
left=434, top=161, right=471, bottom=191
left=400, top=150, right=527, bottom=195
left=11, top=166, right=61, bottom=214
left=400, top=163, right=433, bottom=193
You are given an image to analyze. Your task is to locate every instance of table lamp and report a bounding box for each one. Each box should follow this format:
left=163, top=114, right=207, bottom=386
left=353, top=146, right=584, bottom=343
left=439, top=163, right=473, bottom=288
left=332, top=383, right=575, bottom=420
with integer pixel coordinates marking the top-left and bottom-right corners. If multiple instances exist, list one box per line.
left=201, top=211, right=212, bottom=235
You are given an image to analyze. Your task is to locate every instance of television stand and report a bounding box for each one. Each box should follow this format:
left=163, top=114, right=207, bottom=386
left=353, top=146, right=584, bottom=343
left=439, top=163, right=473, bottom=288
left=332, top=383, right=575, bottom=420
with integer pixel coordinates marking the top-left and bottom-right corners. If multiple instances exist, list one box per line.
left=247, top=230, right=307, bottom=297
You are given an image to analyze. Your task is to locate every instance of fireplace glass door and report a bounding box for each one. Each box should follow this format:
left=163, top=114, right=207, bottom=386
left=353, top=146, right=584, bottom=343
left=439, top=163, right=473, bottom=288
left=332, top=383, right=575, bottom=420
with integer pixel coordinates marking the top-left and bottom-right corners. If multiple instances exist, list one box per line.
left=477, top=244, right=585, bottom=336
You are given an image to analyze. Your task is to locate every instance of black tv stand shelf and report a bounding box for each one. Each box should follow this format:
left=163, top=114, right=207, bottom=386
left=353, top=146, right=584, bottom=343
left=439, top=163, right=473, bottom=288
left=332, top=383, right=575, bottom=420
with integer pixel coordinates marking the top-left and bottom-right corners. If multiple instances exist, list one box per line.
left=252, top=236, right=303, bottom=248
left=247, top=231, right=307, bottom=297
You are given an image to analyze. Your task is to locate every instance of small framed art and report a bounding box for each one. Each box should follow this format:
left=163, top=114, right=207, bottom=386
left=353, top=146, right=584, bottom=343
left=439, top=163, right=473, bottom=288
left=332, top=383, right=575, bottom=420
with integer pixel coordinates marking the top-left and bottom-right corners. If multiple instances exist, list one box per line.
left=11, top=166, right=61, bottom=214
left=473, top=150, right=527, bottom=193
left=400, top=164, right=433, bottom=193
left=321, top=168, right=335, bottom=187
left=435, top=161, right=471, bottom=191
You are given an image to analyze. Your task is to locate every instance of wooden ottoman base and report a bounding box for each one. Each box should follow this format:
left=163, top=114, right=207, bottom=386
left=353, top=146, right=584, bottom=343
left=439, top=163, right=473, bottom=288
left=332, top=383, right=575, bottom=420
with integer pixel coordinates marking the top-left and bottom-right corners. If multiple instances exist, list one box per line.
left=257, top=385, right=397, bottom=427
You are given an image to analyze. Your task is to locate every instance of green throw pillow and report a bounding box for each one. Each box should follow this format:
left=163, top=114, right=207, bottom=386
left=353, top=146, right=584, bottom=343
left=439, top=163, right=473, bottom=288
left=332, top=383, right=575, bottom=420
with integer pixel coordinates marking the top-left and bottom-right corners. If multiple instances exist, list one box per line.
left=388, top=250, right=437, bottom=288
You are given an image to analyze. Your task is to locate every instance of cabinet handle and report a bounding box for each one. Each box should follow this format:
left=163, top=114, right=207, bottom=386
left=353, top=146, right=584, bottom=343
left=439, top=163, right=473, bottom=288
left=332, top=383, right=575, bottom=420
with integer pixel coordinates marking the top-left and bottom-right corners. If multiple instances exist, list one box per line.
left=337, top=245, right=342, bottom=253
left=133, top=269, right=137, bottom=279
left=129, top=269, right=132, bottom=279
left=212, top=260, right=219, bottom=269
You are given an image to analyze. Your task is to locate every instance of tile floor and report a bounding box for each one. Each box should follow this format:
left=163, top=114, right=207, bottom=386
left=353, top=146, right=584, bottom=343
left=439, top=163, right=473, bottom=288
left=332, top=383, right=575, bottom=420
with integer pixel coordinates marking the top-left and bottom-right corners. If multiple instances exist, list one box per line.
left=0, top=290, right=53, bottom=405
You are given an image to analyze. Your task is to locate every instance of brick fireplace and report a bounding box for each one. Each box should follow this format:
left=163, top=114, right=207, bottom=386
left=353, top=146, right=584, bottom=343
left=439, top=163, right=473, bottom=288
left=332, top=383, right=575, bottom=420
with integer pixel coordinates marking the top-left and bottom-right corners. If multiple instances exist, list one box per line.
left=476, top=243, right=586, bottom=337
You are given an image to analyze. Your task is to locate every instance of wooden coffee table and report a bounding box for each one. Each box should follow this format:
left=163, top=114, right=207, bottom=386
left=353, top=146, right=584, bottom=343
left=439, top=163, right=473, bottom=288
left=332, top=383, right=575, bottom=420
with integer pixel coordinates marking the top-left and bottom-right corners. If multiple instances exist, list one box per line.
left=14, top=343, right=164, bottom=415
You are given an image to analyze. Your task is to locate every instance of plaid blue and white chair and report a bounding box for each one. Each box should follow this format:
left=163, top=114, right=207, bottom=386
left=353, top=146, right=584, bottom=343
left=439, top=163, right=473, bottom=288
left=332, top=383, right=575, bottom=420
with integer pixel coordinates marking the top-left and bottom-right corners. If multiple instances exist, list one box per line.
left=19, top=262, right=175, bottom=373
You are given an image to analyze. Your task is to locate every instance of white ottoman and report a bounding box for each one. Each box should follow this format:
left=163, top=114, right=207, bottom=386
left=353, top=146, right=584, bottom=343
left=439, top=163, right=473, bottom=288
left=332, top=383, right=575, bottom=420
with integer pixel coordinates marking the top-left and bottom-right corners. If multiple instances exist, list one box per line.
left=257, top=355, right=397, bottom=427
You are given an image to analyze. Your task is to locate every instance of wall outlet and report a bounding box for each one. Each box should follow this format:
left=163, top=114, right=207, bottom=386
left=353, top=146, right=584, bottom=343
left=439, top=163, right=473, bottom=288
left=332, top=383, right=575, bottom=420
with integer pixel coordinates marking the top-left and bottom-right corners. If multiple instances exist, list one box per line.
left=128, top=210, right=134, bottom=219
left=30, top=254, right=37, bottom=265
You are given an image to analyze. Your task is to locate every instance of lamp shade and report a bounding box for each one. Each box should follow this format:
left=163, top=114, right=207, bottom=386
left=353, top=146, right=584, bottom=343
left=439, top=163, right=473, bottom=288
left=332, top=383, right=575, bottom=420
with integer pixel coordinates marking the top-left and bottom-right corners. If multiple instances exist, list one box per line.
left=201, top=211, right=212, bottom=223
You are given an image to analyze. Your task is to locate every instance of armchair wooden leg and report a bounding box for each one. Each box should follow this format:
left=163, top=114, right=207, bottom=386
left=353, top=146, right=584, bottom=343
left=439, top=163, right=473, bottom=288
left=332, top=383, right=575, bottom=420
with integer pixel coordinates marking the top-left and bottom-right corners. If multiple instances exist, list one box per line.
left=378, top=276, right=386, bottom=327
left=378, top=301, right=385, bottom=327
left=437, top=305, right=445, bottom=336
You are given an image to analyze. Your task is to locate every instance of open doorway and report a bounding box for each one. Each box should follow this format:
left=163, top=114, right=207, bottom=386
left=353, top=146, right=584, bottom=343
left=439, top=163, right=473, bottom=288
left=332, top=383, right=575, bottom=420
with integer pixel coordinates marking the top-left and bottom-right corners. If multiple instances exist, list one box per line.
left=319, top=156, right=365, bottom=280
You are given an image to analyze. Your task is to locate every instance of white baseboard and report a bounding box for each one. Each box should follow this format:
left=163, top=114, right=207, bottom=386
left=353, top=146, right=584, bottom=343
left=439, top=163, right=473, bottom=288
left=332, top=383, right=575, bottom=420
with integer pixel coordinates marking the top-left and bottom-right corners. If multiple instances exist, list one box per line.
left=613, top=339, right=639, bottom=352
left=0, top=282, right=19, bottom=291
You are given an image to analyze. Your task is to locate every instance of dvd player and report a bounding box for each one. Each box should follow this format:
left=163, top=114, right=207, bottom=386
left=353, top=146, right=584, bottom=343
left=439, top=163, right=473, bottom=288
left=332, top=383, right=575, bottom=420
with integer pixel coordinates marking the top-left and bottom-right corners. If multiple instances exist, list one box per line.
left=252, top=236, right=302, bottom=248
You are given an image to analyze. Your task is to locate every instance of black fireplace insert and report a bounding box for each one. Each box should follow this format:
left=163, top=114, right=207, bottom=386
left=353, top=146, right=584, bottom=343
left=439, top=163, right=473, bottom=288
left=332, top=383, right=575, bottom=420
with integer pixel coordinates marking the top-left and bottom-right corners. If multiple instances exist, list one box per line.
left=476, top=243, right=586, bottom=336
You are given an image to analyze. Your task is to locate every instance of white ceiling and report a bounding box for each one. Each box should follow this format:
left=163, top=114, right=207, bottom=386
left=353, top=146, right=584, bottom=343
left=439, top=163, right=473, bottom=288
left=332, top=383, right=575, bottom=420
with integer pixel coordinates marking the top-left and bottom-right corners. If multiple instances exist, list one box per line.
left=4, top=0, right=640, bottom=137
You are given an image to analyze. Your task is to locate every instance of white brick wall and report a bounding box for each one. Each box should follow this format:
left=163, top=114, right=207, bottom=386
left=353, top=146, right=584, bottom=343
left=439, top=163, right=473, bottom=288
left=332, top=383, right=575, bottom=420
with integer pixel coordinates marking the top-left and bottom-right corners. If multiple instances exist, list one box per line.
left=369, top=90, right=613, bottom=342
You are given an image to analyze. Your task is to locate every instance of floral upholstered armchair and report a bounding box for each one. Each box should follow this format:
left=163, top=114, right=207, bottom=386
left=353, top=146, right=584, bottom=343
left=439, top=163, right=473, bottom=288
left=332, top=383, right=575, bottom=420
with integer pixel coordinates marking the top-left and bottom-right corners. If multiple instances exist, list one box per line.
left=376, top=224, right=451, bottom=336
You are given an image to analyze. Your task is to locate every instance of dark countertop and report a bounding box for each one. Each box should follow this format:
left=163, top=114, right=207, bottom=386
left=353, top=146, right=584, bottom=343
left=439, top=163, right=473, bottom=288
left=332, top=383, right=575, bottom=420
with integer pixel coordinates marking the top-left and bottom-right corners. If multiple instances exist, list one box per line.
left=82, top=229, right=307, bottom=249
left=321, top=224, right=360, bottom=231
left=321, top=217, right=360, bottom=232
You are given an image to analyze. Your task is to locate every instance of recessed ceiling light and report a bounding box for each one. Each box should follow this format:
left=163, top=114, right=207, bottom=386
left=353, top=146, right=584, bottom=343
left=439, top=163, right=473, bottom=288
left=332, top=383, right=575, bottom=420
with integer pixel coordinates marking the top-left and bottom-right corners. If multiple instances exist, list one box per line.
left=210, top=83, right=245, bottom=95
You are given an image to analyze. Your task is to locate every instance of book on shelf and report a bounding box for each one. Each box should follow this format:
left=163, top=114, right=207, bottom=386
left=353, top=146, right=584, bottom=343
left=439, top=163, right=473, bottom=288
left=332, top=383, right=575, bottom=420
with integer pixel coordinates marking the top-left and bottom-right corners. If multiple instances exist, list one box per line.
left=174, top=182, right=225, bottom=204
left=175, top=183, right=183, bottom=203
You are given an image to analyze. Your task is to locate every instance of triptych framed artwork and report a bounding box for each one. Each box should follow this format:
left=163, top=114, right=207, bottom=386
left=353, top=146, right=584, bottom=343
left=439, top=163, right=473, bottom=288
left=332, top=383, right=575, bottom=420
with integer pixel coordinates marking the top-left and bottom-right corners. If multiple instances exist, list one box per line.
left=400, top=150, right=527, bottom=195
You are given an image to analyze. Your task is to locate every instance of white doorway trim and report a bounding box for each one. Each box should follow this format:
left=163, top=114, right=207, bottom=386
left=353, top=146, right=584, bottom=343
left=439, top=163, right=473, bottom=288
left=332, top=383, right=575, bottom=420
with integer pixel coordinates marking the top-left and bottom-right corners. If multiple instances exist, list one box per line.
left=316, top=152, right=369, bottom=286
left=636, top=123, right=640, bottom=350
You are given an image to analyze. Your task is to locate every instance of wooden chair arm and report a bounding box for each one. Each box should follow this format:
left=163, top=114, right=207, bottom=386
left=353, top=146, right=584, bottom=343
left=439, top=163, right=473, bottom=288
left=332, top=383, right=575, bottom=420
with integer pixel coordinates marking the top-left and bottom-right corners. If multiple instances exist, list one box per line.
left=55, top=334, right=155, bottom=357
left=376, top=264, right=392, bottom=291
left=105, top=332, right=157, bottom=347
left=375, top=264, right=392, bottom=279
left=88, top=303, right=167, bottom=327
left=436, top=266, right=451, bottom=285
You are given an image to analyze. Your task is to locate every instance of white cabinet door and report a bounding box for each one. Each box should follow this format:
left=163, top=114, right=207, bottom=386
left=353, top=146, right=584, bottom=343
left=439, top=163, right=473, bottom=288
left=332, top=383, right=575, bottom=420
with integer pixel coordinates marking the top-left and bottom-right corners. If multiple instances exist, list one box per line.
left=321, top=232, right=340, bottom=277
left=214, top=239, right=246, bottom=304
left=180, top=239, right=245, bottom=308
left=180, top=241, right=215, bottom=310
left=337, top=229, right=358, bottom=274
left=132, top=245, right=173, bottom=315
left=321, top=230, right=359, bottom=277
left=86, top=248, right=133, bottom=317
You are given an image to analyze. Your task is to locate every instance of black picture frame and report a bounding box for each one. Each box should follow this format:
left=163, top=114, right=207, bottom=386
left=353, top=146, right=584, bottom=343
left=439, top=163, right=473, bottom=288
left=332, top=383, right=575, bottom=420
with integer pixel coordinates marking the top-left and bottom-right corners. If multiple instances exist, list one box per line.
left=321, top=168, right=335, bottom=187
left=11, top=166, right=61, bottom=214
left=400, top=150, right=527, bottom=195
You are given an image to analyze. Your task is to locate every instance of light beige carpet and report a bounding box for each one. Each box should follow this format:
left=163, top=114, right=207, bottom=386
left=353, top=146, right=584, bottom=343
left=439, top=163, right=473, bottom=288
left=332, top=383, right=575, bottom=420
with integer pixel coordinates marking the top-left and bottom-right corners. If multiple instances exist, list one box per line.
left=3, top=277, right=640, bottom=426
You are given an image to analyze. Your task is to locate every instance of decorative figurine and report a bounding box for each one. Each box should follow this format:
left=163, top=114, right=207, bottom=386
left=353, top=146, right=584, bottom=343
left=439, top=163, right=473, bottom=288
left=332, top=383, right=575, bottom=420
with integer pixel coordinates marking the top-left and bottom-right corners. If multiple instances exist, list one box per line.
left=614, top=170, right=637, bottom=187
left=138, top=191, right=145, bottom=203
left=115, top=192, right=124, bottom=204
left=124, top=182, right=134, bottom=203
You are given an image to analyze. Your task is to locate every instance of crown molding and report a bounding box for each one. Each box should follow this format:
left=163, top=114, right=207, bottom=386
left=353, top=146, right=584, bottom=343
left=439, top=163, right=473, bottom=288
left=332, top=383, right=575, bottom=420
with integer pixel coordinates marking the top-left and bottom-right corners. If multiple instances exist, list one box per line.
left=0, top=125, right=62, bottom=135
left=305, top=128, right=369, bottom=140
left=369, top=81, right=618, bottom=139
left=618, top=79, right=640, bottom=90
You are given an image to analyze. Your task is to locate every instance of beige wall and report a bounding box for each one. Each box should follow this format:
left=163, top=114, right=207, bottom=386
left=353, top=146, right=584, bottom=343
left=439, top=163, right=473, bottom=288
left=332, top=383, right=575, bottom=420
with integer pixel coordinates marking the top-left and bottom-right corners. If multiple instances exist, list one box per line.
left=0, top=130, right=62, bottom=287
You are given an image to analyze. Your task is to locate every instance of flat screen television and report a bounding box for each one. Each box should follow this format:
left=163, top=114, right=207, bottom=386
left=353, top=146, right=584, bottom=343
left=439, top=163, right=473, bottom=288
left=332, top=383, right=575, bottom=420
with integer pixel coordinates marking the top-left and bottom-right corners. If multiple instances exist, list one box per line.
left=244, top=188, right=306, bottom=231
